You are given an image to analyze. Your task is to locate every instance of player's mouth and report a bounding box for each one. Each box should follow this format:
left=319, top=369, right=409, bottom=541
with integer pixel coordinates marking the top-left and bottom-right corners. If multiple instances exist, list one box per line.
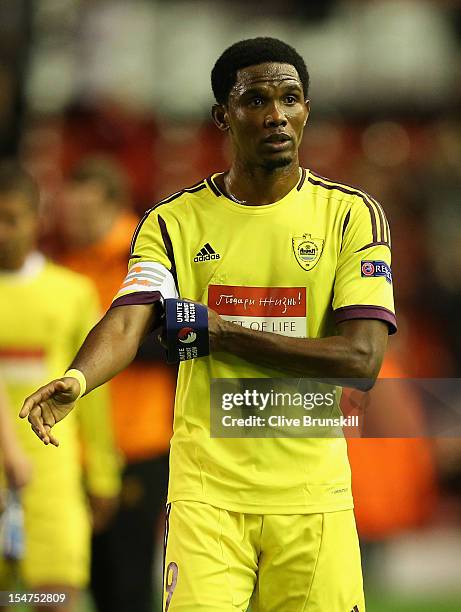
left=262, top=133, right=292, bottom=150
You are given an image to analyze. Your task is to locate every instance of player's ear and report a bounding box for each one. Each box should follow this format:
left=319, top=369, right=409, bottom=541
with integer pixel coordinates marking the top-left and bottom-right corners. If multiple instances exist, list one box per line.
left=212, top=104, right=230, bottom=132
left=303, top=100, right=310, bottom=127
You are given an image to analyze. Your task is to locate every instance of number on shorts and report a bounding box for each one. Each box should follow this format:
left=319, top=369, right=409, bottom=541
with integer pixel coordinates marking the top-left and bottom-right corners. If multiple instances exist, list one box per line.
left=165, top=561, right=179, bottom=611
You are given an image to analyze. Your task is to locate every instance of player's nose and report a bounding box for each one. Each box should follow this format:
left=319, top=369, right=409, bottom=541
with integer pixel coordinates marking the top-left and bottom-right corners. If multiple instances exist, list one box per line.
left=263, top=102, right=287, bottom=128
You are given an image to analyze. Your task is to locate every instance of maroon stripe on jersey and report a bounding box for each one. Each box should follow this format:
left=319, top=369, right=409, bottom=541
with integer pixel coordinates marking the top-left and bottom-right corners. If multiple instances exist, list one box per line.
left=110, top=290, right=162, bottom=309
left=130, top=182, right=206, bottom=255
left=158, top=215, right=178, bottom=293
left=309, top=170, right=336, bottom=182
left=206, top=176, right=222, bottom=197
left=296, top=167, right=307, bottom=190
left=370, top=196, right=385, bottom=243
left=209, top=175, right=239, bottom=203
left=156, top=181, right=206, bottom=207
left=334, top=305, right=397, bottom=334
left=210, top=169, right=306, bottom=200
left=372, top=197, right=390, bottom=245
left=310, top=169, right=375, bottom=199
left=307, top=175, right=378, bottom=243
left=183, top=183, right=207, bottom=194
left=154, top=183, right=206, bottom=209
left=369, top=197, right=383, bottom=242
left=355, top=241, right=391, bottom=253
left=185, top=179, right=207, bottom=190
left=309, top=170, right=383, bottom=239
left=341, top=210, right=351, bottom=248
left=130, top=208, right=154, bottom=255
left=162, top=503, right=172, bottom=612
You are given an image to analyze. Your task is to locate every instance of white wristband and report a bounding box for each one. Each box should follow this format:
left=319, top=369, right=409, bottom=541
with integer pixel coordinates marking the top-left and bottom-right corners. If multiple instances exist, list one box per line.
left=64, top=369, right=87, bottom=399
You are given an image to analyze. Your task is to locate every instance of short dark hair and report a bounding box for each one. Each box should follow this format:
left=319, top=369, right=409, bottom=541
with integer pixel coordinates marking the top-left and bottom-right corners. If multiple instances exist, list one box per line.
left=211, top=37, right=310, bottom=105
left=0, top=160, right=40, bottom=210
left=69, top=156, right=128, bottom=203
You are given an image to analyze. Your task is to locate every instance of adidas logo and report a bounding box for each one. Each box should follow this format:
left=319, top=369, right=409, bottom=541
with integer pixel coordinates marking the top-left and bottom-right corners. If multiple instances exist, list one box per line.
left=194, top=243, right=221, bottom=263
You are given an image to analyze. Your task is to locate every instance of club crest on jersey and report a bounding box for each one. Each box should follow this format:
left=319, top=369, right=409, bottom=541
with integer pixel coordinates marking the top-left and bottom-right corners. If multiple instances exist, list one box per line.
left=361, top=260, right=392, bottom=284
left=292, top=234, right=324, bottom=271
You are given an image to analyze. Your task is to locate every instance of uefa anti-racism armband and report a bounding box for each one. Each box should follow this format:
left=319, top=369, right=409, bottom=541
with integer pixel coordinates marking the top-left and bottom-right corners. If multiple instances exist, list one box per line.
left=164, top=299, right=210, bottom=363
left=112, top=262, right=209, bottom=363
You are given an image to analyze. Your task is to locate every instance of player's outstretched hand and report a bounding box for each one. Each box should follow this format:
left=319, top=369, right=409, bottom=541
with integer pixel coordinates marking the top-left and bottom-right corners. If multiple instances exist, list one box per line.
left=19, top=377, right=81, bottom=447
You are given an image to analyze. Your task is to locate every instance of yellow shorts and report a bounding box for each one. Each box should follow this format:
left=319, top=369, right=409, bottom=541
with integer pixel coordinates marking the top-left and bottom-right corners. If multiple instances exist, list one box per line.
left=0, top=485, right=90, bottom=589
left=163, top=501, right=365, bottom=612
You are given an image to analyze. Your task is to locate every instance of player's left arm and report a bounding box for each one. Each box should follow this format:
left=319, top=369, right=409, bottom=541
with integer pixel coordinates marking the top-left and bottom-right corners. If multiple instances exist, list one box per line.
left=209, top=193, right=394, bottom=389
left=209, top=314, right=387, bottom=388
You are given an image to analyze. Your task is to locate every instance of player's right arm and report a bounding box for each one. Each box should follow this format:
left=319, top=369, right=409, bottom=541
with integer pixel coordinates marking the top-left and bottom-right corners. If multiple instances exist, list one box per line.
left=19, top=302, right=160, bottom=446
left=20, top=201, right=176, bottom=447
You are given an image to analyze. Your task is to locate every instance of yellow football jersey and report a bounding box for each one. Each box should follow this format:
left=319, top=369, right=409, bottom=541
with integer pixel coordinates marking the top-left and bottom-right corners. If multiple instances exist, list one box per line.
left=112, top=168, right=396, bottom=514
left=0, top=254, right=119, bottom=497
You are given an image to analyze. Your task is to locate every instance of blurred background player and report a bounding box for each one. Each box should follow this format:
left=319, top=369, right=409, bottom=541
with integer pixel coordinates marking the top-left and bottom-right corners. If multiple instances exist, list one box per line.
left=0, top=161, right=120, bottom=611
left=0, top=377, right=32, bottom=493
left=0, top=376, right=32, bottom=602
left=56, top=156, right=175, bottom=612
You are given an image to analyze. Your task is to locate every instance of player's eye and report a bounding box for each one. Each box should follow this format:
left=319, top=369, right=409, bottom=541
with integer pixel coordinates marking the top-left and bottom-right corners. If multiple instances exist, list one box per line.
left=249, top=97, right=265, bottom=107
left=284, top=95, right=298, bottom=104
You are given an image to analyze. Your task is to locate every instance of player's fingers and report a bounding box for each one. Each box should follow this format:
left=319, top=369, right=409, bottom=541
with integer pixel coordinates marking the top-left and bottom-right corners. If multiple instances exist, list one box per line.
left=31, top=423, right=48, bottom=445
left=48, top=433, right=59, bottom=447
left=31, top=423, right=43, bottom=437
left=28, top=405, right=49, bottom=444
left=40, top=404, right=56, bottom=429
left=56, top=377, right=80, bottom=393
left=44, top=424, right=59, bottom=447
left=19, top=395, right=37, bottom=418
left=53, top=379, right=69, bottom=394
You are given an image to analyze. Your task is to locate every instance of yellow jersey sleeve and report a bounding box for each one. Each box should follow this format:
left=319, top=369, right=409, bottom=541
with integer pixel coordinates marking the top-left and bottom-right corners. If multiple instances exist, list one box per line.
left=333, top=195, right=396, bottom=333
left=111, top=208, right=178, bottom=308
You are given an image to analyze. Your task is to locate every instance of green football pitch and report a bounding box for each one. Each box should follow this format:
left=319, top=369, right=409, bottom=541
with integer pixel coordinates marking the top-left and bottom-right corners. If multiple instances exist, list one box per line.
left=365, top=593, right=461, bottom=612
